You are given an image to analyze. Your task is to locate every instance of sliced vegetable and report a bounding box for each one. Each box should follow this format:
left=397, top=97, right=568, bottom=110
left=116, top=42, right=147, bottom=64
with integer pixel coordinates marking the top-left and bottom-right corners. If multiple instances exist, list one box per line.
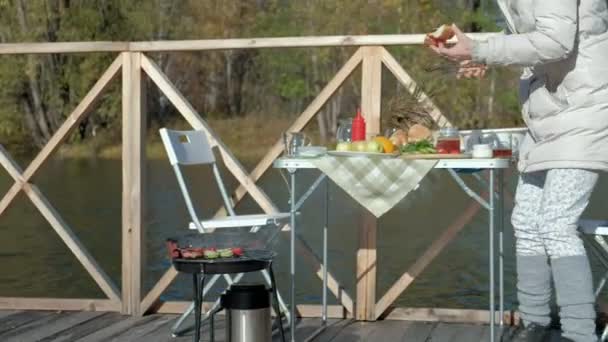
left=204, top=250, right=219, bottom=259
left=219, top=249, right=234, bottom=258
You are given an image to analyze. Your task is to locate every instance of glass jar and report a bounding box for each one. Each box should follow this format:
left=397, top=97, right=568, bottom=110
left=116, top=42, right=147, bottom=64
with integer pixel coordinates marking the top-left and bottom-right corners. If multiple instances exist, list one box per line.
left=336, top=119, right=353, bottom=142
left=436, top=127, right=461, bottom=154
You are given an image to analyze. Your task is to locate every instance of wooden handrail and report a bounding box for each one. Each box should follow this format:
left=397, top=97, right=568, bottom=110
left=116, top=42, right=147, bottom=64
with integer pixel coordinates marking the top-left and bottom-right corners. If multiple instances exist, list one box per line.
left=0, top=33, right=500, bottom=54
left=0, top=36, right=516, bottom=321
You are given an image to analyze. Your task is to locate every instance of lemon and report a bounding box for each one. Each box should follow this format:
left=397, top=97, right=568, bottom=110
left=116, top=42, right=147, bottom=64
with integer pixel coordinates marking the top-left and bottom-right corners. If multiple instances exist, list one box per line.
left=374, top=136, right=396, bottom=153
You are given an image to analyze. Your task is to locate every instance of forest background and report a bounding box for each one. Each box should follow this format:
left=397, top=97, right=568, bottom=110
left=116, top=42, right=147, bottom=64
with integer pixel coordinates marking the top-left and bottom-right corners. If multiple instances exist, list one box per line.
left=0, top=0, right=521, bottom=162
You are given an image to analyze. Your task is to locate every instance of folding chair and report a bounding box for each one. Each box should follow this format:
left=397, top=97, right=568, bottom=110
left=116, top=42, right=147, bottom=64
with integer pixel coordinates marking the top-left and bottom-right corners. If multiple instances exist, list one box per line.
left=159, top=128, right=291, bottom=337
left=579, top=219, right=608, bottom=341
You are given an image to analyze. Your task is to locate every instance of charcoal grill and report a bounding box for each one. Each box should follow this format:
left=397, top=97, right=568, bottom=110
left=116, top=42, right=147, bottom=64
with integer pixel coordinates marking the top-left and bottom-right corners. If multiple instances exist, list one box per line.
left=171, top=247, right=285, bottom=342
left=172, top=249, right=275, bottom=275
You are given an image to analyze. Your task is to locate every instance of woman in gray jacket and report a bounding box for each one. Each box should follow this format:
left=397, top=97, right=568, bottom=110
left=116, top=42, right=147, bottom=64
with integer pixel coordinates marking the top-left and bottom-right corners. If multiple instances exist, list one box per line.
left=431, top=1, right=608, bottom=341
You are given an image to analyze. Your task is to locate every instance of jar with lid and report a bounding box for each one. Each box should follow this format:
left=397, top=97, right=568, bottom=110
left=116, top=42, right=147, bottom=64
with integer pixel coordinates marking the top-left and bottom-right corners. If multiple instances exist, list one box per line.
left=436, top=127, right=461, bottom=154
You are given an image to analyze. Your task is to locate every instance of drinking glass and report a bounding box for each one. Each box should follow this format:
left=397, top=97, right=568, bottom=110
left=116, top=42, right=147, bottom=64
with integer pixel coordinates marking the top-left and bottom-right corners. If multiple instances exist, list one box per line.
left=481, top=132, right=513, bottom=158
left=283, top=132, right=311, bottom=157
left=336, top=119, right=353, bottom=142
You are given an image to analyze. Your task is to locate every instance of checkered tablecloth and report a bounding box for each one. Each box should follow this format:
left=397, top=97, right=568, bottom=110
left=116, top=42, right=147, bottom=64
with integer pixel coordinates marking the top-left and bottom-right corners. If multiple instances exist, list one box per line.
left=310, top=156, right=437, bottom=217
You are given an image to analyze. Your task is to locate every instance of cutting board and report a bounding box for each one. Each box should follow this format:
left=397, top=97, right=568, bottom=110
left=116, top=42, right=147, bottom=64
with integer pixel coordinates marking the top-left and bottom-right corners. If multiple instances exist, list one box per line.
left=401, top=153, right=471, bottom=160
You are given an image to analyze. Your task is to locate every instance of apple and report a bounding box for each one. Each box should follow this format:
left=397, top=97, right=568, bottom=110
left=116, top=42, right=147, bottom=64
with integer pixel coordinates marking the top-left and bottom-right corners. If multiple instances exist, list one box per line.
left=336, top=142, right=352, bottom=151
left=352, top=141, right=367, bottom=152
left=365, top=140, right=383, bottom=153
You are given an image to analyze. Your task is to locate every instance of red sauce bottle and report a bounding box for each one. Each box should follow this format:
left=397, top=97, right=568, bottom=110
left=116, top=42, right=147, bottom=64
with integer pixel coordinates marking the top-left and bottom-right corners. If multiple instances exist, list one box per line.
left=351, top=108, right=366, bottom=141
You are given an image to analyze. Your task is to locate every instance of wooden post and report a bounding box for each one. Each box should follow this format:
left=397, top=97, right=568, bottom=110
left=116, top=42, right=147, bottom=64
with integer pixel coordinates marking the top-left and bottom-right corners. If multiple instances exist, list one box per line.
left=356, top=46, right=382, bottom=321
left=122, top=52, right=146, bottom=315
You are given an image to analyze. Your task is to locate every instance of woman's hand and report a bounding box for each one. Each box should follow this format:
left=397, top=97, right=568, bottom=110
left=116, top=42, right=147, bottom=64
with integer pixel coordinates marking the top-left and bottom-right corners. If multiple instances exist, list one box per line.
left=456, top=60, right=487, bottom=79
left=430, top=24, right=473, bottom=61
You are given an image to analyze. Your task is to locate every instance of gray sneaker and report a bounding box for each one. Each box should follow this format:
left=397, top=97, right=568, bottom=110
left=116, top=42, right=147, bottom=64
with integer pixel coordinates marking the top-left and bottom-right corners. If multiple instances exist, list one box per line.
left=506, top=323, right=550, bottom=342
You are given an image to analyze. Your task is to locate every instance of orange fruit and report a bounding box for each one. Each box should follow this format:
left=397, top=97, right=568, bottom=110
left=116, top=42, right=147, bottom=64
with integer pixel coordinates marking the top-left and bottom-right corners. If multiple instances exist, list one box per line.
left=374, top=136, right=395, bottom=153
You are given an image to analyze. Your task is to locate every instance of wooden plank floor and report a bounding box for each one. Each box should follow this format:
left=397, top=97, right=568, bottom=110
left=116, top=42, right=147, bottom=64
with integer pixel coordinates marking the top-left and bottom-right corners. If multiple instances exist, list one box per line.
left=0, top=310, right=570, bottom=341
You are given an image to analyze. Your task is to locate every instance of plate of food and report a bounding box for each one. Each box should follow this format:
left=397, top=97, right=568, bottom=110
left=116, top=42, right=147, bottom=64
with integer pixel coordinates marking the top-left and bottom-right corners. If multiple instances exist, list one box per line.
left=329, top=137, right=399, bottom=158
left=327, top=150, right=400, bottom=158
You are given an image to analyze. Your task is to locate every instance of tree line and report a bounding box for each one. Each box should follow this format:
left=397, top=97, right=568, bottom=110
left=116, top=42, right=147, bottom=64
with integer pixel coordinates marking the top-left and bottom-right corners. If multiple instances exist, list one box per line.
left=0, top=0, right=521, bottom=152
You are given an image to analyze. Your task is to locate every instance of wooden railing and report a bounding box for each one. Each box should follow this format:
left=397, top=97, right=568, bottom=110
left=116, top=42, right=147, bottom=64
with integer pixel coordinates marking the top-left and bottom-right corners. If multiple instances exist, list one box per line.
left=0, top=33, right=509, bottom=322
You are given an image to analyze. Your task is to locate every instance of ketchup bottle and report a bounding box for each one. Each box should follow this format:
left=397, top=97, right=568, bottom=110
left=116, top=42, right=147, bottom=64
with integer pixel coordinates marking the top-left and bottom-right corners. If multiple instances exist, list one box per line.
left=351, top=108, right=366, bottom=141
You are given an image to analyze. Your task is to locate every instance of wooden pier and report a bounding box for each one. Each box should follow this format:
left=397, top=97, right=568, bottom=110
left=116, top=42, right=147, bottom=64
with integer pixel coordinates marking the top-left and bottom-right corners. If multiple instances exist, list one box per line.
left=0, top=309, right=520, bottom=342
left=1, top=309, right=583, bottom=341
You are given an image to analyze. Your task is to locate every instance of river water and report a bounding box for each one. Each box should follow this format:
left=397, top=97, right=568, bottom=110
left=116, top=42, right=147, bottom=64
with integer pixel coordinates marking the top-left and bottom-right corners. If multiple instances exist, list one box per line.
left=1, top=156, right=606, bottom=311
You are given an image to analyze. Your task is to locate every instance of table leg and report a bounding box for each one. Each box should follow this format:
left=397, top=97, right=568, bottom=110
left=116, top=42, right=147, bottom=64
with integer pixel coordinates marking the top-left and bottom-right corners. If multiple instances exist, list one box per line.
left=489, top=169, right=496, bottom=342
left=289, top=170, right=297, bottom=342
left=269, top=264, right=287, bottom=342
left=322, top=176, right=328, bottom=324
left=498, top=169, right=505, bottom=326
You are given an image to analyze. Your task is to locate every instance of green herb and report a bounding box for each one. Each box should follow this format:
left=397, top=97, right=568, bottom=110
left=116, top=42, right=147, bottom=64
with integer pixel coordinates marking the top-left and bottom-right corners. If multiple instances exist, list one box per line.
left=400, top=139, right=437, bottom=154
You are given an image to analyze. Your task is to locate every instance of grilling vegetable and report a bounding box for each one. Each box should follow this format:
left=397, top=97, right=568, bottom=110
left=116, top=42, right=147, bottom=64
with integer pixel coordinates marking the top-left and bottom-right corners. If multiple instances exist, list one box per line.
left=218, top=248, right=234, bottom=258
left=204, top=250, right=219, bottom=259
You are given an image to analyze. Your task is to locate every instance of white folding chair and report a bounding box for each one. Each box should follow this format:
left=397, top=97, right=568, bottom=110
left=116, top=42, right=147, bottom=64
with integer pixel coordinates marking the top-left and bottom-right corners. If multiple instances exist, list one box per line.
left=579, top=219, right=608, bottom=341
left=159, top=128, right=291, bottom=336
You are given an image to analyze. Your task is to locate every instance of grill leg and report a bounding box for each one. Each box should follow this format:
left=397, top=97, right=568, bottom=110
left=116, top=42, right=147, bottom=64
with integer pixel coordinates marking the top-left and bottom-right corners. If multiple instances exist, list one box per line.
left=269, top=264, right=286, bottom=342
left=209, top=311, right=215, bottom=342
left=193, top=273, right=205, bottom=342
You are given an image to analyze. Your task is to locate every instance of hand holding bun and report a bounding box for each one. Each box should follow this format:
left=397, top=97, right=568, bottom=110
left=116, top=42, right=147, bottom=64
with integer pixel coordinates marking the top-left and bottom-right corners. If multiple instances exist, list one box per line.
left=424, top=24, right=455, bottom=47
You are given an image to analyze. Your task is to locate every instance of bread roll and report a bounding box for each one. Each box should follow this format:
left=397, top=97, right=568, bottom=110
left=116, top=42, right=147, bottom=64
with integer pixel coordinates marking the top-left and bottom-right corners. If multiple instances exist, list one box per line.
left=408, top=124, right=432, bottom=142
left=389, top=129, right=408, bottom=146
left=424, top=24, right=455, bottom=47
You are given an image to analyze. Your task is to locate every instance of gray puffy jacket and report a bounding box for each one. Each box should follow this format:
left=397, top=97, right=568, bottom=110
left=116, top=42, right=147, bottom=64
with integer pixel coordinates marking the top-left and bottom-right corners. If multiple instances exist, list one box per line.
left=472, top=0, right=608, bottom=172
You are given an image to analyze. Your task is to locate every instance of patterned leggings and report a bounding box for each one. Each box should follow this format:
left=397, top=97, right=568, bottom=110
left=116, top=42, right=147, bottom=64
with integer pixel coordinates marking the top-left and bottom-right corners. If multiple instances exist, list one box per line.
left=512, top=169, right=599, bottom=342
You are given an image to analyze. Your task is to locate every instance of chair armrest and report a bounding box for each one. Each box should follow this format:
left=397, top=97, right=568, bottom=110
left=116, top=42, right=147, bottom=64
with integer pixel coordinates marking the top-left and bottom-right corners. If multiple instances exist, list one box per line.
left=578, top=219, right=608, bottom=235
left=189, top=213, right=291, bottom=230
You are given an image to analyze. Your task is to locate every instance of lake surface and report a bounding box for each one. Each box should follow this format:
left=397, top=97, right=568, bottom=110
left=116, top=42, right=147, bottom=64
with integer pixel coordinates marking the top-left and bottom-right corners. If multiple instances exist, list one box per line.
left=1, top=155, right=607, bottom=311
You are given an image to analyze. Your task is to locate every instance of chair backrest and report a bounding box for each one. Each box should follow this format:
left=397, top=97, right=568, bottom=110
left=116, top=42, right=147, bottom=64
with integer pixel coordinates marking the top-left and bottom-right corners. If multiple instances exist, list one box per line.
left=159, top=128, right=215, bottom=166
left=159, top=128, right=236, bottom=233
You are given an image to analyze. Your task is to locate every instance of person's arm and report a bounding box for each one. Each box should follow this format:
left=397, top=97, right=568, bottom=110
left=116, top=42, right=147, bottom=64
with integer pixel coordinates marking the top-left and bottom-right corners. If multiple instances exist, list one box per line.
left=472, top=0, right=578, bottom=66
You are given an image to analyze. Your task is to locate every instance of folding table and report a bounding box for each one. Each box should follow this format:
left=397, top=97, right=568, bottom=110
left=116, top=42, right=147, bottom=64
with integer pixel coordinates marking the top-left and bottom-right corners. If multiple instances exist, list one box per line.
left=274, top=156, right=510, bottom=342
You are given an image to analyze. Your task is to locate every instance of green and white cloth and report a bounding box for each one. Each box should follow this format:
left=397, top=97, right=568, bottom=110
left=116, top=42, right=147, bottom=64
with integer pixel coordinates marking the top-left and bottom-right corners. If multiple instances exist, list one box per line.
left=310, top=156, right=437, bottom=217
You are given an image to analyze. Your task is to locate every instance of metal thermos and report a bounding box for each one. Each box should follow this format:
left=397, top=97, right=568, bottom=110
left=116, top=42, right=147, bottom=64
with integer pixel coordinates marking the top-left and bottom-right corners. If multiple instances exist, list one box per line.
left=221, top=284, right=271, bottom=342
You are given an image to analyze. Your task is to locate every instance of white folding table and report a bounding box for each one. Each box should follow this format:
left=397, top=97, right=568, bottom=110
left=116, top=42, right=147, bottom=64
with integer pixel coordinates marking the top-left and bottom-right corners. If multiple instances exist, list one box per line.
left=273, top=156, right=510, bottom=342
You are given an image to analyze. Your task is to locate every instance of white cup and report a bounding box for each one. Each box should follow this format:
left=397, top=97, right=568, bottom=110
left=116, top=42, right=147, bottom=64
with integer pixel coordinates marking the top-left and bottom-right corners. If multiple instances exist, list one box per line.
left=472, top=143, right=493, bottom=158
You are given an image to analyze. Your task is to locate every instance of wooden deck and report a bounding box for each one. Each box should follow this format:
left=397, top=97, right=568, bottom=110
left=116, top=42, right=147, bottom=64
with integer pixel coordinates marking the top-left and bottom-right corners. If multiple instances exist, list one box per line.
left=0, top=310, right=574, bottom=342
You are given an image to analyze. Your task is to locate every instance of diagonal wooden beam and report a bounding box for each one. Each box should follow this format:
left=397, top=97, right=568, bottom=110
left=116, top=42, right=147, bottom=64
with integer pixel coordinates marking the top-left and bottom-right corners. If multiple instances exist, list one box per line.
left=213, top=48, right=364, bottom=218
left=0, top=145, right=26, bottom=216
left=380, top=47, right=450, bottom=128
left=140, top=266, right=178, bottom=314
left=23, top=56, right=122, bottom=181
left=0, top=56, right=122, bottom=218
left=22, top=182, right=121, bottom=302
left=140, top=54, right=277, bottom=214
left=0, top=182, right=23, bottom=217
left=375, top=200, right=482, bottom=318
left=297, top=235, right=355, bottom=314
left=0, top=145, right=25, bottom=182
left=2, top=140, right=121, bottom=302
